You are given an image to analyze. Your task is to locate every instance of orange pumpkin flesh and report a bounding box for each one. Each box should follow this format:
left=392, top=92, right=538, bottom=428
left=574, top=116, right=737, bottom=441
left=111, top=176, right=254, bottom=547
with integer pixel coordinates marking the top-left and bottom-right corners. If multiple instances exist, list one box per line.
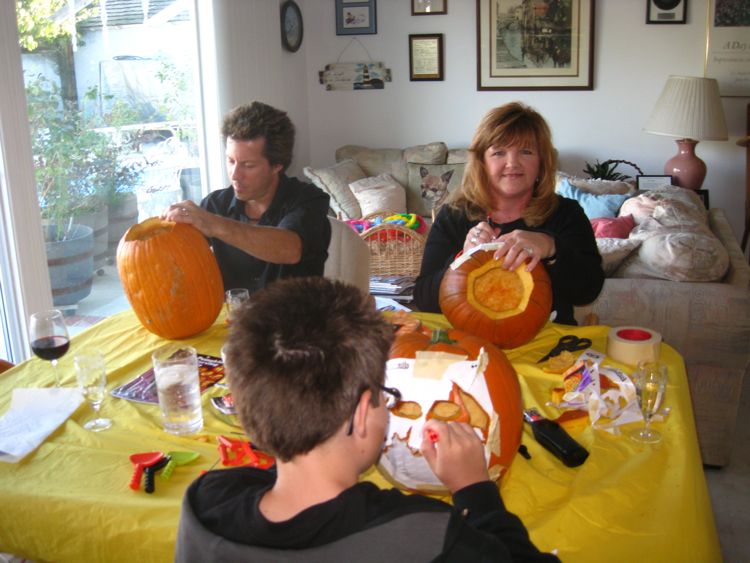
left=388, top=326, right=523, bottom=482
left=440, top=251, right=552, bottom=349
left=117, top=218, right=224, bottom=340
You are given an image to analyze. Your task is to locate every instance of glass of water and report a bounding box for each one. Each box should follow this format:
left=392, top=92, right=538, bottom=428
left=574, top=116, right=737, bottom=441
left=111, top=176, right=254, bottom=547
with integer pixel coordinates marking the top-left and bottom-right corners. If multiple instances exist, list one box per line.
left=152, top=344, right=203, bottom=435
left=74, top=352, right=112, bottom=432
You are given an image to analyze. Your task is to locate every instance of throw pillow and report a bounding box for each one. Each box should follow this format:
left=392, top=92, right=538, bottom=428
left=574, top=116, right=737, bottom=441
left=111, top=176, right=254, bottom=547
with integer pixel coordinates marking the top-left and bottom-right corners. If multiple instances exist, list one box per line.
left=556, top=178, right=631, bottom=220
left=597, top=238, right=641, bottom=275
left=303, top=159, right=365, bottom=219
left=349, top=173, right=407, bottom=217
left=406, top=162, right=465, bottom=216
left=590, top=214, right=635, bottom=238
left=556, top=172, right=636, bottom=195
left=617, top=229, right=729, bottom=282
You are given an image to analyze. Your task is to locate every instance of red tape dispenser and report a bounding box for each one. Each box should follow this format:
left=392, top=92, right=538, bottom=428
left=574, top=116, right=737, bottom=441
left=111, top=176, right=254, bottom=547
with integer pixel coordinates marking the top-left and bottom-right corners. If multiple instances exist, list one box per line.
left=217, top=435, right=275, bottom=469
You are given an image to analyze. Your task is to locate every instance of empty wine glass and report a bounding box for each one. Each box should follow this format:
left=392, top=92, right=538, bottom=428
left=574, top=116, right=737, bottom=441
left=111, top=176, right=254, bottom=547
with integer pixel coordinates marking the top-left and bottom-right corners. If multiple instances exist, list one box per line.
left=29, top=309, right=70, bottom=387
left=629, top=361, right=668, bottom=444
left=74, top=352, right=112, bottom=432
left=225, top=288, right=250, bottom=322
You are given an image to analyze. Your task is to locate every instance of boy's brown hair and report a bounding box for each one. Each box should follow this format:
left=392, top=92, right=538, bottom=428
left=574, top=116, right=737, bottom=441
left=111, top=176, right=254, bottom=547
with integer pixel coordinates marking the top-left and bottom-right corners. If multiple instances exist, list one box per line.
left=223, top=277, right=394, bottom=461
left=221, top=101, right=295, bottom=172
left=449, top=102, right=559, bottom=226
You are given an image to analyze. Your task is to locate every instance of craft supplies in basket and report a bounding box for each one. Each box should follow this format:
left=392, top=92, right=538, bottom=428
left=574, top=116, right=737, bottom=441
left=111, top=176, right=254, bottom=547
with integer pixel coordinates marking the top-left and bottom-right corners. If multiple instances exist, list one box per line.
left=360, top=222, right=427, bottom=277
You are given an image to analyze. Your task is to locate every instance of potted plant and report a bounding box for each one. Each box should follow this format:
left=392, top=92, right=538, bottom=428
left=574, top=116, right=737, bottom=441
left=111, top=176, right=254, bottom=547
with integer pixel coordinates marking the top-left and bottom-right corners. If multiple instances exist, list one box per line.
left=26, top=75, right=140, bottom=304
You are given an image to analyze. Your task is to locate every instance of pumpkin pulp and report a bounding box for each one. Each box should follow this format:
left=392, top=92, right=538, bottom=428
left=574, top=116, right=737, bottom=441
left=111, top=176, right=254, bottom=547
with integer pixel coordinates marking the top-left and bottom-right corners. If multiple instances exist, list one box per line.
left=468, top=260, right=532, bottom=319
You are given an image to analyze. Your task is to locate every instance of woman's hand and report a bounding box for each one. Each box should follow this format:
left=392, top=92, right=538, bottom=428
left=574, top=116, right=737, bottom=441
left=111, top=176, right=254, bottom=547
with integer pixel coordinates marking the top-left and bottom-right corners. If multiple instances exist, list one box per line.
left=492, top=231, right=555, bottom=272
left=420, top=420, right=489, bottom=494
left=463, top=221, right=500, bottom=254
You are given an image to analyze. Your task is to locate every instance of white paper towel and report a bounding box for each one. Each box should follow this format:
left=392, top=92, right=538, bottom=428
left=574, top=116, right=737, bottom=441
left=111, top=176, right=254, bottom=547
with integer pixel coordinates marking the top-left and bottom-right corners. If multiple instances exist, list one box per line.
left=0, top=387, right=83, bottom=463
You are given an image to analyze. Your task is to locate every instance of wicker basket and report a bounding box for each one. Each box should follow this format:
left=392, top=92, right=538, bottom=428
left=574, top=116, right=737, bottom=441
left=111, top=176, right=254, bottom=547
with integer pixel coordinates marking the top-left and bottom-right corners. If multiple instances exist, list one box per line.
left=360, top=223, right=426, bottom=277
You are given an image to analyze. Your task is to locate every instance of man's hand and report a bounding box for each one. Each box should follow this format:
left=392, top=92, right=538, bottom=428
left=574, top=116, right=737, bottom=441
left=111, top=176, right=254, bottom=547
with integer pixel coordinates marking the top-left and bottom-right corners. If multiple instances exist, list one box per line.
left=162, top=200, right=220, bottom=238
left=420, top=420, right=489, bottom=494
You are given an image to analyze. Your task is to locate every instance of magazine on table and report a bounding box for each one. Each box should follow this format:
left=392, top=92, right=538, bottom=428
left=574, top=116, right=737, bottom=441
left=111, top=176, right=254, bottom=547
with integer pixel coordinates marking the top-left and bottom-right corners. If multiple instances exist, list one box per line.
left=110, top=354, right=225, bottom=405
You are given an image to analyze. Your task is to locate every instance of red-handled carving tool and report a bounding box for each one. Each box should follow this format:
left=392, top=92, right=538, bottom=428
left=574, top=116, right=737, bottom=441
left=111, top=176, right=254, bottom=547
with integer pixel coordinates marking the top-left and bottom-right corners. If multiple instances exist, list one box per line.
left=129, top=452, right=165, bottom=490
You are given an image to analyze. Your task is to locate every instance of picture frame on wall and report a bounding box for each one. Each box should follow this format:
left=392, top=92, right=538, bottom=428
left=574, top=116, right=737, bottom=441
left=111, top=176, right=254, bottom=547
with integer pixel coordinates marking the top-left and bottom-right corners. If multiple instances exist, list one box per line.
left=646, top=0, right=687, bottom=24
left=409, top=33, right=444, bottom=81
left=705, top=0, right=750, bottom=97
left=476, top=0, right=595, bottom=91
left=412, top=0, right=447, bottom=16
left=636, top=175, right=673, bottom=190
left=336, top=0, right=377, bottom=36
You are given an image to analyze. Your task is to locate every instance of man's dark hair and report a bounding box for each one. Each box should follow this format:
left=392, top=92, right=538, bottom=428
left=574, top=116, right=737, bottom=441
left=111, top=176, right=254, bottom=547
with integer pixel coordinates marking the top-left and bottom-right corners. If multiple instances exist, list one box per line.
left=223, top=277, right=394, bottom=461
left=221, top=101, right=295, bottom=171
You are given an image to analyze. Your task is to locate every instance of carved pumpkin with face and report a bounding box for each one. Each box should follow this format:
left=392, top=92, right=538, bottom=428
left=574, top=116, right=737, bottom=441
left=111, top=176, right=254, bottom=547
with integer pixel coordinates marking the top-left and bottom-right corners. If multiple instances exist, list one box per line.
left=378, top=326, right=523, bottom=492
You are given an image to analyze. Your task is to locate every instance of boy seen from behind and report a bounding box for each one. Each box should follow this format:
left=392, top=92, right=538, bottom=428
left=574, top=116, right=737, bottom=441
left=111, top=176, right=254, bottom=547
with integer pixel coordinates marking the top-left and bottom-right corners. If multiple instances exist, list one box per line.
left=176, top=277, right=559, bottom=562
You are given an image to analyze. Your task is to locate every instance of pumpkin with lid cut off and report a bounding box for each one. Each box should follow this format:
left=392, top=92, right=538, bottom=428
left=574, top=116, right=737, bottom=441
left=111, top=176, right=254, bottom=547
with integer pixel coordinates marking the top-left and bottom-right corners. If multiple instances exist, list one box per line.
left=379, top=324, right=522, bottom=492
left=439, top=248, right=552, bottom=349
left=117, top=218, right=224, bottom=339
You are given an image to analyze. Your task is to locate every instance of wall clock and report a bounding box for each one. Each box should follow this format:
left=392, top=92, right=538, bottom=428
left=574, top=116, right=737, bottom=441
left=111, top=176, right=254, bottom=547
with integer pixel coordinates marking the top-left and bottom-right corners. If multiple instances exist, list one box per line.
left=280, top=0, right=303, bottom=53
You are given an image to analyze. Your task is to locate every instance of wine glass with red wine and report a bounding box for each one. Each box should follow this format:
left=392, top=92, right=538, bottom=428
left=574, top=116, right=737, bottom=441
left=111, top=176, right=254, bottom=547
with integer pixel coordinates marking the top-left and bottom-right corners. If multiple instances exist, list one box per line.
left=29, top=309, right=70, bottom=386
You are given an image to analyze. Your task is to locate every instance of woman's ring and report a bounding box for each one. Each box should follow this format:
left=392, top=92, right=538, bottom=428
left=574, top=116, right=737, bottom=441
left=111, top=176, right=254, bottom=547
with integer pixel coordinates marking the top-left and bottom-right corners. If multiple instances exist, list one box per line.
left=524, top=246, right=534, bottom=255
left=471, top=236, right=478, bottom=243
left=181, top=208, right=188, bottom=216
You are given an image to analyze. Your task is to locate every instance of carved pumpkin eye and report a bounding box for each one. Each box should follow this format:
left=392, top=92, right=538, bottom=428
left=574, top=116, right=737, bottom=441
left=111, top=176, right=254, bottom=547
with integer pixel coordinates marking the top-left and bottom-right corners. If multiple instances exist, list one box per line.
left=426, top=400, right=463, bottom=422
left=390, top=401, right=422, bottom=419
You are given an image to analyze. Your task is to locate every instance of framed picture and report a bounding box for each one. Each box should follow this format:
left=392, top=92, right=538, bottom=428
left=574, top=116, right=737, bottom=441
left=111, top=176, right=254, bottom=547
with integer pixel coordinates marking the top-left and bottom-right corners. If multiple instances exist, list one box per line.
left=646, top=0, right=687, bottom=24
left=705, top=0, right=750, bottom=97
left=476, top=0, right=595, bottom=91
left=412, top=0, right=447, bottom=15
left=336, top=0, right=377, bottom=36
left=636, top=175, right=673, bottom=190
left=409, top=33, right=444, bottom=81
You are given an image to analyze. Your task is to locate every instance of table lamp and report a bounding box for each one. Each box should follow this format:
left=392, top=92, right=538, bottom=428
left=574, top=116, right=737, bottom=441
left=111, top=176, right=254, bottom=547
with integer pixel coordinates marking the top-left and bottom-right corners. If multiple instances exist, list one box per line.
left=643, top=75, right=728, bottom=191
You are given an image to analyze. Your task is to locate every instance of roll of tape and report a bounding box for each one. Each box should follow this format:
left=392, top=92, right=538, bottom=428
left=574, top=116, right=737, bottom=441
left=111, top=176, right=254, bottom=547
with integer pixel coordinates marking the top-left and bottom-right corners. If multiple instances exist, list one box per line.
left=607, top=326, right=661, bottom=366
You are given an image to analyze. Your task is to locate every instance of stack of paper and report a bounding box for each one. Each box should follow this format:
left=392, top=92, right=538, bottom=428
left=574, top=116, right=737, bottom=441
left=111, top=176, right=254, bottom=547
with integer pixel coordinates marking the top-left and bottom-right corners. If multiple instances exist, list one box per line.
left=369, top=276, right=415, bottom=302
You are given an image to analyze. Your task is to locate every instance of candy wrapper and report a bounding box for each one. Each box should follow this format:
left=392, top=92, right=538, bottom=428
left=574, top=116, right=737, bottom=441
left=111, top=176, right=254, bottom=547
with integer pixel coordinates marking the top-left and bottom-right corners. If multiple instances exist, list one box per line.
left=548, top=350, right=669, bottom=434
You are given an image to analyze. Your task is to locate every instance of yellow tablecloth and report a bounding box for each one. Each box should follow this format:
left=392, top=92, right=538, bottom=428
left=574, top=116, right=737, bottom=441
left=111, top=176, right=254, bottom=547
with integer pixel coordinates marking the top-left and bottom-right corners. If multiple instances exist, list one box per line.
left=0, top=310, right=721, bottom=562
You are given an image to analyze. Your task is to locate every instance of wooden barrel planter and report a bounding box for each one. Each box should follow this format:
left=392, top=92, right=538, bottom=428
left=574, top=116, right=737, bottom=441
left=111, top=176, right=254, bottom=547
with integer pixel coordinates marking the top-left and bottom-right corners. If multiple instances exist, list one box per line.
left=44, top=224, right=94, bottom=307
left=108, top=192, right=139, bottom=259
left=75, top=207, right=109, bottom=266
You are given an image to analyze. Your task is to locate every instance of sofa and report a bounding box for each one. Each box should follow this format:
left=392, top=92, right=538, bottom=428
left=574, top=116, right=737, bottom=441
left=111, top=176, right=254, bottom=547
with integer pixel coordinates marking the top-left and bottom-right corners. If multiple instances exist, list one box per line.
left=304, top=142, right=750, bottom=466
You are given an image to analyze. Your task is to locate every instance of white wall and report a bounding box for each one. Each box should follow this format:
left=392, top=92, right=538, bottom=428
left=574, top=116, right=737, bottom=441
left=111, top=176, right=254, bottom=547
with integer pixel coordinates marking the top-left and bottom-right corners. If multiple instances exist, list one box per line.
left=300, top=0, right=747, bottom=239
left=209, top=0, right=311, bottom=180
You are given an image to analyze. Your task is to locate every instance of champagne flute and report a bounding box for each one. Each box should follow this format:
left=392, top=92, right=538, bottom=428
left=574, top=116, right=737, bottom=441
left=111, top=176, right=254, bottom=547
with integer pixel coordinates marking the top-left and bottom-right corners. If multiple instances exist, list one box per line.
left=29, top=309, right=70, bottom=387
left=629, top=361, right=668, bottom=444
left=74, top=352, right=112, bottom=432
left=225, top=288, right=250, bottom=323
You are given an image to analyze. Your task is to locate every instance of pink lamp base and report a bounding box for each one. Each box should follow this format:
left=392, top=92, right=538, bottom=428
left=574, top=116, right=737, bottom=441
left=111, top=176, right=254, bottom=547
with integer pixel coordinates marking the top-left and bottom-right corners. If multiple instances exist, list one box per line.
left=664, top=138, right=706, bottom=192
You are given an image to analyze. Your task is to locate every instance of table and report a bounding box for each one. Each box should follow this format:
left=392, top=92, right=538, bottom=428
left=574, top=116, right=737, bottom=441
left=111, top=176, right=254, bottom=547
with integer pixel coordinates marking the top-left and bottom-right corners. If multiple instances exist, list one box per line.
left=0, top=310, right=721, bottom=562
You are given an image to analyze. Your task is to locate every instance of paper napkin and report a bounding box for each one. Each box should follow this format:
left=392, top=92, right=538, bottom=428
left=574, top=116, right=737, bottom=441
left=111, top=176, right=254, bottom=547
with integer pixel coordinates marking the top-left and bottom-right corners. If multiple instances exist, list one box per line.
left=0, top=387, right=83, bottom=463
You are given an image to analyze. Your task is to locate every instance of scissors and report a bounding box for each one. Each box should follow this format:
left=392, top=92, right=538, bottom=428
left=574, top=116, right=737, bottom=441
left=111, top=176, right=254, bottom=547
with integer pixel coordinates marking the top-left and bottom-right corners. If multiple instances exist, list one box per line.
left=537, top=335, right=592, bottom=363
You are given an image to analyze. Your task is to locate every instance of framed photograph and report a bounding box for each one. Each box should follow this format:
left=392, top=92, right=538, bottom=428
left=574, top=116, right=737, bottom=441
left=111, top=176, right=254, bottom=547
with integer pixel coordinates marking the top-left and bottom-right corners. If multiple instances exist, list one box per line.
left=476, top=0, right=595, bottom=91
left=705, top=0, right=750, bottom=97
left=336, top=0, right=377, bottom=36
left=646, top=0, right=687, bottom=24
left=637, top=175, right=673, bottom=190
left=409, top=33, right=444, bottom=81
left=412, top=0, right=447, bottom=15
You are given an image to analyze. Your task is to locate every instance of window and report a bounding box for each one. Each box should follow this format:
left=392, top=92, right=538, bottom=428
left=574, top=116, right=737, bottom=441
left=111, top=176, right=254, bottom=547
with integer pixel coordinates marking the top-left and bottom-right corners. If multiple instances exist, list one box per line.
left=15, top=0, right=206, bottom=336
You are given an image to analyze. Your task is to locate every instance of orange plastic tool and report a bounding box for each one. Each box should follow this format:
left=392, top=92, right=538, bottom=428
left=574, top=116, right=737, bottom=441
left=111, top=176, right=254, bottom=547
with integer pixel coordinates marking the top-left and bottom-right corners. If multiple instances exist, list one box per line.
left=129, top=452, right=165, bottom=490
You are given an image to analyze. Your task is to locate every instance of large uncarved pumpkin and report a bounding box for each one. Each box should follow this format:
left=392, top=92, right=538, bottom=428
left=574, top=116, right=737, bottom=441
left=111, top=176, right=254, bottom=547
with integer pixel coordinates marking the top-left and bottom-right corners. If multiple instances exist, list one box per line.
left=117, top=218, right=224, bottom=339
left=439, top=250, right=552, bottom=349
left=380, top=324, right=523, bottom=491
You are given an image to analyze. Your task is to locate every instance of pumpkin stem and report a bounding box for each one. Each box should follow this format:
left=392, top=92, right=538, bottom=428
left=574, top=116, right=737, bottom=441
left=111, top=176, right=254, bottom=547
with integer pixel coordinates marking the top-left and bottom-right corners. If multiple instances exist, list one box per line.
left=430, top=329, right=456, bottom=345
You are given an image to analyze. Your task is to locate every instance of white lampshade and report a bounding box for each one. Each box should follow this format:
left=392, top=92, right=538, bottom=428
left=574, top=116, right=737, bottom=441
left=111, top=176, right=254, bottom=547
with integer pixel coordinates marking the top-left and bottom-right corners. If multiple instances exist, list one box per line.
left=643, top=75, right=728, bottom=141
